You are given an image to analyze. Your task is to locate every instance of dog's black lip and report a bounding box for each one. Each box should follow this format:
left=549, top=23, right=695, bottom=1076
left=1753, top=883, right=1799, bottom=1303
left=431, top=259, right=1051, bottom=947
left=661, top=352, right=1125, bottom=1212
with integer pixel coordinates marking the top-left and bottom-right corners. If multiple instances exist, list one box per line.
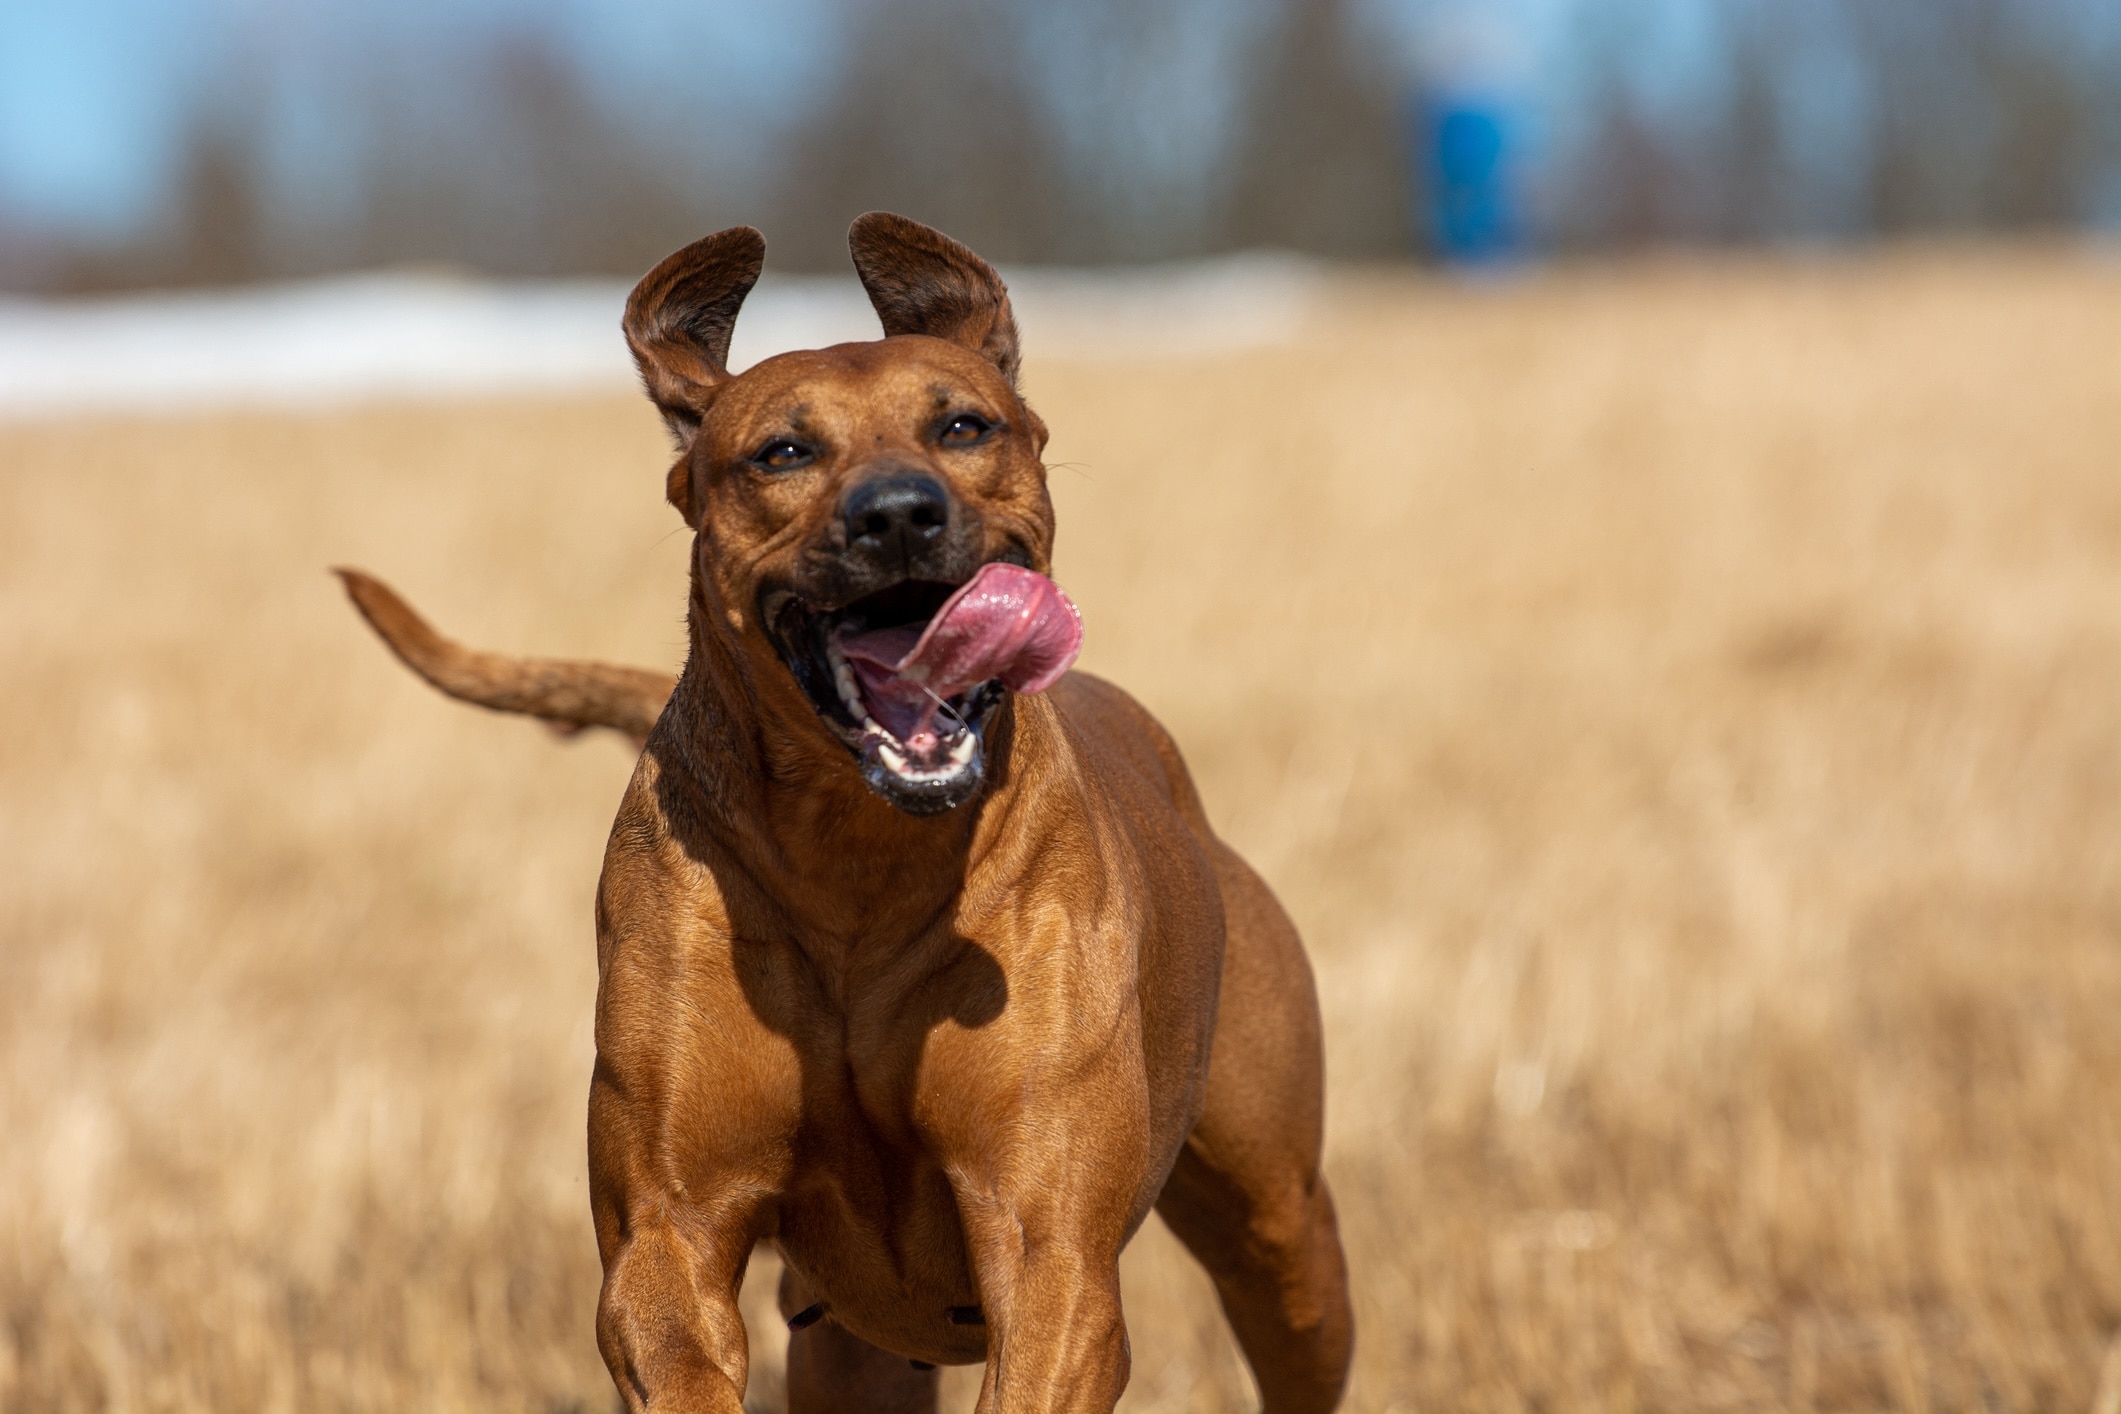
left=757, top=541, right=1036, bottom=663
left=760, top=540, right=1032, bottom=625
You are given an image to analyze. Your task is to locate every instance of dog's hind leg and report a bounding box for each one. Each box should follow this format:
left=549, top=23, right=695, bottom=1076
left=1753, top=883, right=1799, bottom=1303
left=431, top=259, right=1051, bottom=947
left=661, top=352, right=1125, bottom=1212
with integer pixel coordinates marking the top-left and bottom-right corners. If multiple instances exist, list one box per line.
left=1158, top=1149, right=1351, bottom=1414
left=777, top=1266, right=940, bottom=1414
left=1153, top=844, right=1354, bottom=1414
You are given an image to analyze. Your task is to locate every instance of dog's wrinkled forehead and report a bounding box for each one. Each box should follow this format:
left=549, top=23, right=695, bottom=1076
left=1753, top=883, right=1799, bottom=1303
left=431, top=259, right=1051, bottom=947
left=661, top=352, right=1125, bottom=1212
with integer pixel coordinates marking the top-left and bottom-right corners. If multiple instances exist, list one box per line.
left=703, top=339, right=1014, bottom=454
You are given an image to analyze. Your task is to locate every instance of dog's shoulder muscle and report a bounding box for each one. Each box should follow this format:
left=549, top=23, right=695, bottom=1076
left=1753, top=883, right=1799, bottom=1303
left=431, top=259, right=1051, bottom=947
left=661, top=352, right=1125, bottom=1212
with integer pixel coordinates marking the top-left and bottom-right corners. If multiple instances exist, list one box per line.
left=1045, top=670, right=1217, bottom=842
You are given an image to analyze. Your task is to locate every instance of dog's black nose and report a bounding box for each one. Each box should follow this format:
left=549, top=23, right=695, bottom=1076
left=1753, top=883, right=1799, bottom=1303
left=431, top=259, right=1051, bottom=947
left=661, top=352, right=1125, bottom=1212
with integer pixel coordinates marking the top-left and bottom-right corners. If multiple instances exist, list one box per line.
left=843, top=474, right=951, bottom=565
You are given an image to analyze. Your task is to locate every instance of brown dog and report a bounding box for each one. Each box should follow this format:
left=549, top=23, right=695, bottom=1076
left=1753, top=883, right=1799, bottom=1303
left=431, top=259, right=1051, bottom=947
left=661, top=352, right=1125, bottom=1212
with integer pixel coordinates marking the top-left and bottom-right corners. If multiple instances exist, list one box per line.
left=340, top=214, right=1351, bottom=1413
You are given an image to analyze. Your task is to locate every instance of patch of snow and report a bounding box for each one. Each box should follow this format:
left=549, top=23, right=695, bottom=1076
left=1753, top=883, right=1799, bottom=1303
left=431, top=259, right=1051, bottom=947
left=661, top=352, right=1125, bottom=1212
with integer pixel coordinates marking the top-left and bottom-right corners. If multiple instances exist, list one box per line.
left=0, top=254, right=1323, bottom=420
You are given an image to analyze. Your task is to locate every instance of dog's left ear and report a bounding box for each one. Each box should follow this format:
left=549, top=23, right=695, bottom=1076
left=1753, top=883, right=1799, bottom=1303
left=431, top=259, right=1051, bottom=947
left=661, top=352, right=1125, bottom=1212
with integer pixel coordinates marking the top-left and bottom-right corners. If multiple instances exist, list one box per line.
left=849, top=212, right=1021, bottom=387
left=624, top=226, right=767, bottom=443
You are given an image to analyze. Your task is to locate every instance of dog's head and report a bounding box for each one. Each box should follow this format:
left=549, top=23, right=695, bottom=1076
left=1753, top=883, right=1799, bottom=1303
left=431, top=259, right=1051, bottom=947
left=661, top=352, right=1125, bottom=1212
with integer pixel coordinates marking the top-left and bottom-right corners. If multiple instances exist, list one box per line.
left=625, top=213, right=1056, bottom=816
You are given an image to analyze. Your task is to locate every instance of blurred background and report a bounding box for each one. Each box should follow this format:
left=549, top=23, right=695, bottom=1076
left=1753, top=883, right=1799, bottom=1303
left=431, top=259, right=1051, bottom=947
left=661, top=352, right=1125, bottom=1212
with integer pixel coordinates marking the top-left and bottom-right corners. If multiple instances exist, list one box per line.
left=4, top=4, right=2121, bottom=1414
left=3, top=0, right=2121, bottom=289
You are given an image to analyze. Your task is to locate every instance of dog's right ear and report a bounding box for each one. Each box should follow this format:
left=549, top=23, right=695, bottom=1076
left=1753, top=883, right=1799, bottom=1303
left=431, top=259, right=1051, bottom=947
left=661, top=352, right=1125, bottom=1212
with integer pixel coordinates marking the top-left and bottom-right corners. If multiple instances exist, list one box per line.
left=623, top=226, right=766, bottom=446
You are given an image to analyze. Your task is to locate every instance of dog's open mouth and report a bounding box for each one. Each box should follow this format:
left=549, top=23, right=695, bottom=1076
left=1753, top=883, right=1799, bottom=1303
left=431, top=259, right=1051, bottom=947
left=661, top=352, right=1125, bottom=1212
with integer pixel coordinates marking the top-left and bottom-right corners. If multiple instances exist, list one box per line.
left=769, top=562, right=1082, bottom=814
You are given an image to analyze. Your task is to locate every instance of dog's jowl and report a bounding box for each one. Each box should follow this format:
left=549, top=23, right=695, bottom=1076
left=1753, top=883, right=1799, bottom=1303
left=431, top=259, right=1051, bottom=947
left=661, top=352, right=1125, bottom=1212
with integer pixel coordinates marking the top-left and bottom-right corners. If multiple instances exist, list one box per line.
left=341, top=213, right=1353, bottom=1414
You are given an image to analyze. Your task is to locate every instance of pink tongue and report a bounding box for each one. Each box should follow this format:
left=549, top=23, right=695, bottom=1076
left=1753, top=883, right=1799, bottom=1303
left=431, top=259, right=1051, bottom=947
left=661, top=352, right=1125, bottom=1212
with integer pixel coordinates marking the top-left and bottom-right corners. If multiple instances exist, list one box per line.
left=838, top=563, right=1082, bottom=746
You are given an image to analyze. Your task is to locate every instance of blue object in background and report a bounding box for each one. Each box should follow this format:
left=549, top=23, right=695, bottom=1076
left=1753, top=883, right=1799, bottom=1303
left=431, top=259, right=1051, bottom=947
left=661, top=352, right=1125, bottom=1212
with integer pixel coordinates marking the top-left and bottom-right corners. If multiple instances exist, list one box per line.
left=1420, top=96, right=1520, bottom=263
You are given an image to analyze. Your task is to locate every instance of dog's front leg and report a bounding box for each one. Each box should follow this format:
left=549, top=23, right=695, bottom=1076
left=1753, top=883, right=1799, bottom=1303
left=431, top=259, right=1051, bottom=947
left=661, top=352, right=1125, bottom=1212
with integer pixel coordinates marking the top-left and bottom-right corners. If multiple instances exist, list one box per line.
left=950, top=1139, right=1144, bottom=1413
left=594, top=1201, right=760, bottom=1414
left=962, top=1204, right=1129, bottom=1412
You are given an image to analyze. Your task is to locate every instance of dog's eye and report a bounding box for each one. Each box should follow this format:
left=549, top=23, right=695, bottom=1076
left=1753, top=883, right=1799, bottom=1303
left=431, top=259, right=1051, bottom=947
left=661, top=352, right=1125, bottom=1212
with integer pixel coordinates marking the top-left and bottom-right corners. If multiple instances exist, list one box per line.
left=753, top=439, right=814, bottom=471
left=940, top=414, right=992, bottom=446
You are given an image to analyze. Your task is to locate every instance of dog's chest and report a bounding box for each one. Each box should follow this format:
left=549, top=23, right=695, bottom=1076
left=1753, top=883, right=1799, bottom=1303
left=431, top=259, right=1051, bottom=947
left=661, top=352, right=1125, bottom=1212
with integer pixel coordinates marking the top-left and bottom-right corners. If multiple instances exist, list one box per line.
left=703, top=910, right=1027, bottom=1352
left=773, top=1042, right=989, bottom=1362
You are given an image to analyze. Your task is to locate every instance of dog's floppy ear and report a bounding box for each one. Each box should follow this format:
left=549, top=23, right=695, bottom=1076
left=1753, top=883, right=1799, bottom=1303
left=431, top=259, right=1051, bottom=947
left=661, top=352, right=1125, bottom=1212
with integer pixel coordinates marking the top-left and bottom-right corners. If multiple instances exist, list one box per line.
left=623, top=226, right=766, bottom=442
left=848, top=212, right=1021, bottom=386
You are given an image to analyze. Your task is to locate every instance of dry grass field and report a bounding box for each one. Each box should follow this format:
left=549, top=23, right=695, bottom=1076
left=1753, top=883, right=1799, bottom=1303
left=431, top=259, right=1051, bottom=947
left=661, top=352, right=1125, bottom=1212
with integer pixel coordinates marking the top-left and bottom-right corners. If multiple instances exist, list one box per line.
left=3, top=244, right=2120, bottom=1413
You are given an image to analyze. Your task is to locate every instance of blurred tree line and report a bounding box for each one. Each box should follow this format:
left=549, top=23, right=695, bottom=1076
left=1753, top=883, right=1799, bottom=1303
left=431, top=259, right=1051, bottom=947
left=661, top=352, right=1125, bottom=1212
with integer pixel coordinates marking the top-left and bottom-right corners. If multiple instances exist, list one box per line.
left=3, top=0, right=2117, bottom=292
left=1551, top=0, right=2120, bottom=247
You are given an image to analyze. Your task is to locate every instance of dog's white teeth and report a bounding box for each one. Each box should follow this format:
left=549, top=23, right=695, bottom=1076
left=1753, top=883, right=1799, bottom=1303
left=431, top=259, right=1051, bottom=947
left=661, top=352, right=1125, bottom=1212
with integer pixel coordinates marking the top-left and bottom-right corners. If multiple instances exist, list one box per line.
left=872, top=728, right=976, bottom=783
left=826, top=639, right=869, bottom=720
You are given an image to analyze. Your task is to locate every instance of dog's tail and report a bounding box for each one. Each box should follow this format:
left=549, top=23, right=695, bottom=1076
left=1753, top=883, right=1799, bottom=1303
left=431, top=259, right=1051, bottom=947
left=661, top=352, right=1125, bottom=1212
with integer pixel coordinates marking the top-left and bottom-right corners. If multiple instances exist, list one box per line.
left=334, top=568, right=675, bottom=748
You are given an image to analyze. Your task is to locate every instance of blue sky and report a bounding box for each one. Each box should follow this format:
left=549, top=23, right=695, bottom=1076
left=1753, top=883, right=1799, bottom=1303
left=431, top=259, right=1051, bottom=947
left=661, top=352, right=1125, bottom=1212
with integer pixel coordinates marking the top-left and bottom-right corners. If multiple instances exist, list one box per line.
left=0, top=0, right=208, bottom=232
left=0, top=0, right=841, bottom=235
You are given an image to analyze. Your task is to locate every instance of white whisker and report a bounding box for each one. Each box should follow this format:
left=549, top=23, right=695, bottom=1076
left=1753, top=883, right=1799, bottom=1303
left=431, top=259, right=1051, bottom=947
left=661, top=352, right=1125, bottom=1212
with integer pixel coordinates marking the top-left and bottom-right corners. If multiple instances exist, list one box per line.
left=920, top=684, right=967, bottom=730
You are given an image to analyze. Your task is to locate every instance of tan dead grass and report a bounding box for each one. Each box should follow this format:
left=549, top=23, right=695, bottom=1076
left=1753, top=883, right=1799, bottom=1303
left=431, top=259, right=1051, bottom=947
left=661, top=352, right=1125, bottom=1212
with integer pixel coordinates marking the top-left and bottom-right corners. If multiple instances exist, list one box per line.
left=3, top=243, right=2119, bottom=1413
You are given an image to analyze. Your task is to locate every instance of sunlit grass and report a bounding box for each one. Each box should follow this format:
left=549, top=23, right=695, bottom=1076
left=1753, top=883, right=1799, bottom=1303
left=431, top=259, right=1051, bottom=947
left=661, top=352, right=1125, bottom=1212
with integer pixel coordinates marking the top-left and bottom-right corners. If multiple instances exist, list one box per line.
left=3, top=244, right=2118, bottom=1412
